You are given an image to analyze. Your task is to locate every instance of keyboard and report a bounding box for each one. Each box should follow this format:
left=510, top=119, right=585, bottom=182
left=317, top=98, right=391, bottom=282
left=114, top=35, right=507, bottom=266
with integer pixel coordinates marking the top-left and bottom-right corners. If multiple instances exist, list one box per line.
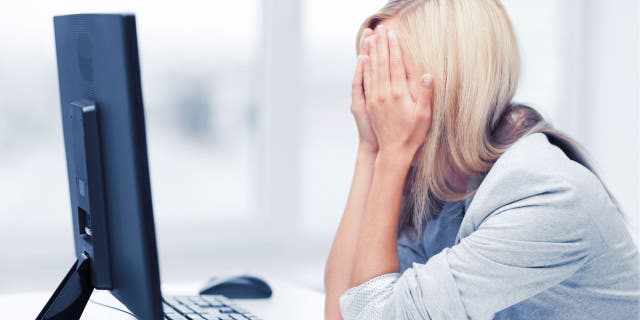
left=163, top=295, right=261, bottom=320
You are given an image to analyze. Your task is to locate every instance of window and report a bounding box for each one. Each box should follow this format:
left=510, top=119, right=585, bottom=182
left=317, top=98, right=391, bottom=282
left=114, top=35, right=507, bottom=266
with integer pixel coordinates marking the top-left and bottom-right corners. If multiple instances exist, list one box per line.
left=0, top=0, right=259, bottom=292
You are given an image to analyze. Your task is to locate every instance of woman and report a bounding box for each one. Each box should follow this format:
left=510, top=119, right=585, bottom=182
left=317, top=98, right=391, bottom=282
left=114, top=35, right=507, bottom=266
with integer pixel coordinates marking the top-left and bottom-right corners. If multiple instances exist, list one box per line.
left=324, top=0, right=640, bottom=319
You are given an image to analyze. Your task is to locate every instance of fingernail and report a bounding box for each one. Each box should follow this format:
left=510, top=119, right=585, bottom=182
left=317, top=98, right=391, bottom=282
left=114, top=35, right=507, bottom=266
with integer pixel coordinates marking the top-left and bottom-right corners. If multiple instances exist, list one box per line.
left=388, top=29, right=396, bottom=40
left=423, top=74, right=433, bottom=87
left=377, top=25, right=384, bottom=33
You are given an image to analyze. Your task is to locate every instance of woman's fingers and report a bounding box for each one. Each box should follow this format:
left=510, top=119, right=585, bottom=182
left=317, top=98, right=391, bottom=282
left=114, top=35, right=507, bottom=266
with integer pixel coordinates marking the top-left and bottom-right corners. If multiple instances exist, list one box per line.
left=362, top=55, right=371, bottom=102
left=388, top=29, right=408, bottom=97
left=359, top=30, right=373, bottom=101
left=359, top=29, right=372, bottom=100
left=415, top=74, right=434, bottom=119
left=367, top=35, right=378, bottom=101
left=375, top=25, right=390, bottom=96
left=359, top=28, right=373, bottom=54
left=352, top=55, right=366, bottom=107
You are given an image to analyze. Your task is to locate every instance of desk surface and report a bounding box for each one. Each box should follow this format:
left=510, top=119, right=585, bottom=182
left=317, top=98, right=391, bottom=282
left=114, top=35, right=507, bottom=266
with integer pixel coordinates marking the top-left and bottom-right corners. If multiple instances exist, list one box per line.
left=0, top=277, right=324, bottom=320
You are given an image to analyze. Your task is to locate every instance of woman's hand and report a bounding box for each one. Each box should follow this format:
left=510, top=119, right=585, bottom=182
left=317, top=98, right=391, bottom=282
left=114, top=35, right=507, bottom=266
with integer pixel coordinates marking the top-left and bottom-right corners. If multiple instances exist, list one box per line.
left=351, top=28, right=378, bottom=154
left=362, top=26, right=433, bottom=162
left=325, top=28, right=379, bottom=319
left=348, top=25, right=434, bottom=288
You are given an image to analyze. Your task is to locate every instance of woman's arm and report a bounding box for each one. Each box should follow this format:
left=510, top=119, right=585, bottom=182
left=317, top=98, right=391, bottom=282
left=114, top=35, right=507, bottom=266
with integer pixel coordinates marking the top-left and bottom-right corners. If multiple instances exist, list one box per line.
left=340, top=134, right=601, bottom=320
left=325, top=146, right=376, bottom=319
left=350, top=25, right=433, bottom=287
left=327, top=24, right=431, bottom=317
left=349, top=152, right=412, bottom=285
left=340, top=170, right=593, bottom=320
left=324, top=29, right=377, bottom=320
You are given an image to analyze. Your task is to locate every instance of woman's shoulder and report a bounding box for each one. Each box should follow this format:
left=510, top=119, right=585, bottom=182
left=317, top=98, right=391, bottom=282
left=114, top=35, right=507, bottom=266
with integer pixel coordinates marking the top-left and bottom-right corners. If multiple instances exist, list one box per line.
left=491, top=133, right=594, bottom=182
left=462, top=133, right=615, bottom=234
left=479, top=132, right=605, bottom=200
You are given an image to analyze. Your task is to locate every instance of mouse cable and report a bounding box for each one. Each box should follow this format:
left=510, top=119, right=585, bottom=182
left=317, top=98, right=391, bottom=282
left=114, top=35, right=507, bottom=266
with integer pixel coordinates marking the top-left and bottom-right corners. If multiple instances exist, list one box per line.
left=90, top=298, right=139, bottom=319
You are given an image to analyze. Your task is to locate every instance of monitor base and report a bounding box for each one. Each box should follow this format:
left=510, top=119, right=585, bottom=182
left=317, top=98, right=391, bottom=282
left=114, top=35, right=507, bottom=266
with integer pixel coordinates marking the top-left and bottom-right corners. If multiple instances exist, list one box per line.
left=36, top=255, right=94, bottom=320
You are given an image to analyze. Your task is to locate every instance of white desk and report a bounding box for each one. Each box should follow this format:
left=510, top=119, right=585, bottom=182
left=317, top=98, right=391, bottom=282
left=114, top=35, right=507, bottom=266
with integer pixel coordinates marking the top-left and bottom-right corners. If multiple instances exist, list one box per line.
left=0, top=277, right=324, bottom=320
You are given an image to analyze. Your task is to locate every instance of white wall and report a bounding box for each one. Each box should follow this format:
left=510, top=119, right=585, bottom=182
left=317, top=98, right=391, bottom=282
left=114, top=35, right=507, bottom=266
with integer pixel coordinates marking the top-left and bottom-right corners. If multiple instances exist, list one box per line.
left=481, top=0, right=639, bottom=238
left=564, top=0, right=639, bottom=237
left=0, top=0, right=637, bottom=294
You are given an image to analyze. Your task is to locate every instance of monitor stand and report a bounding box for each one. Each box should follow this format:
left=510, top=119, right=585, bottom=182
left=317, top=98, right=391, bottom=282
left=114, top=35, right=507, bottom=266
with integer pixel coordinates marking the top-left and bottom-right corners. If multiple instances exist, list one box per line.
left=36, top=254, right=93, bottom=320
left=37, top=101, right=113, bottom=320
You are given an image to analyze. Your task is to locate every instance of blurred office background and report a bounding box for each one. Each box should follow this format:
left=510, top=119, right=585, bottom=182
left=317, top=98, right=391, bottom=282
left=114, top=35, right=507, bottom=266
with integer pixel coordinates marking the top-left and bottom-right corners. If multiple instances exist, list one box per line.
left=0, top=0, right=638, bottom=294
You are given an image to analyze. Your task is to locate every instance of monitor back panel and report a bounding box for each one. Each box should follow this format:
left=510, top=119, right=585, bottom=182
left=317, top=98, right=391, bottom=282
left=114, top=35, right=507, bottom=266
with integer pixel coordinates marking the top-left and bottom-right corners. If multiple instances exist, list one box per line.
left=54, top=13, right=163, bottom=320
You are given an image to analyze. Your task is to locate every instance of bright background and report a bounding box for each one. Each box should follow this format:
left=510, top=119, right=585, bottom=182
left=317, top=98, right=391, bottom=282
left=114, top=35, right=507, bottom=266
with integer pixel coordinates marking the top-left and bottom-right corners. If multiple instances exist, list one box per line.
left=0, top=0, right=638, bottom=295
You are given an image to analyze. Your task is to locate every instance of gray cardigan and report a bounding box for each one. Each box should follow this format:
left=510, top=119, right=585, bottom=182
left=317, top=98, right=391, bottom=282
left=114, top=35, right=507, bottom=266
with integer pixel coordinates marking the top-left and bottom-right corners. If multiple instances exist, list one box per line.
left=340, top=133, right=639, bottom=320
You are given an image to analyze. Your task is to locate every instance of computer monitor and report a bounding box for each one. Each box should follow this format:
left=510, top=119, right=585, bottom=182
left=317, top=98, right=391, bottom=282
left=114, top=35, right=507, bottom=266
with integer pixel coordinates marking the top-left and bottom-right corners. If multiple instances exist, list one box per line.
left=38, top=14, right=163, bottom=319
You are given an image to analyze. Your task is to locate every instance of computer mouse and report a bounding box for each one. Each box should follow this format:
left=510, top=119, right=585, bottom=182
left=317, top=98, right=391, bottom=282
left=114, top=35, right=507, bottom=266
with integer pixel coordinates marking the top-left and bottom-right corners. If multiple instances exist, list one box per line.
left=198, top=275, right=272, bottom=299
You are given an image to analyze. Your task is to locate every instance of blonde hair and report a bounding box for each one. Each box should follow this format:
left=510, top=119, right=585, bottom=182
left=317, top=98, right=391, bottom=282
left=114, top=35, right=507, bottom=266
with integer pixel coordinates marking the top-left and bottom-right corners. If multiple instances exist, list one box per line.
left=357, top=0, right=596, bottom=235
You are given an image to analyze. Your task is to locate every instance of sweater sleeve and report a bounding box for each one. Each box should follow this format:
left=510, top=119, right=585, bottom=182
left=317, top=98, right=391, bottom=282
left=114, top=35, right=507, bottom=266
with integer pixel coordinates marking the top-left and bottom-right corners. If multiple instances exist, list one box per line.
left=340, top=182, right=592, bottom=320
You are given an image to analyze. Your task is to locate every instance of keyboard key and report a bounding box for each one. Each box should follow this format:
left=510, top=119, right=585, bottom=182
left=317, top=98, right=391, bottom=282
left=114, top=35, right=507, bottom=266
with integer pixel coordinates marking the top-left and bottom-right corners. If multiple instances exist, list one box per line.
left=189, top=307, right=210, bottom=315
left=176, top=296, right=196, bottom=305
left=202, top=296, right=227, bottom=307
left=164, top=295, right=260, bottom=320
left=164, top=306, right=178, bottom=314
left=177, top=305, right=197, bottom=314
left=218, top=307, right=237, bottom=314
left=191, top=297, right=215, bottom=308
left=165, top=313, right=190, bottom=320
